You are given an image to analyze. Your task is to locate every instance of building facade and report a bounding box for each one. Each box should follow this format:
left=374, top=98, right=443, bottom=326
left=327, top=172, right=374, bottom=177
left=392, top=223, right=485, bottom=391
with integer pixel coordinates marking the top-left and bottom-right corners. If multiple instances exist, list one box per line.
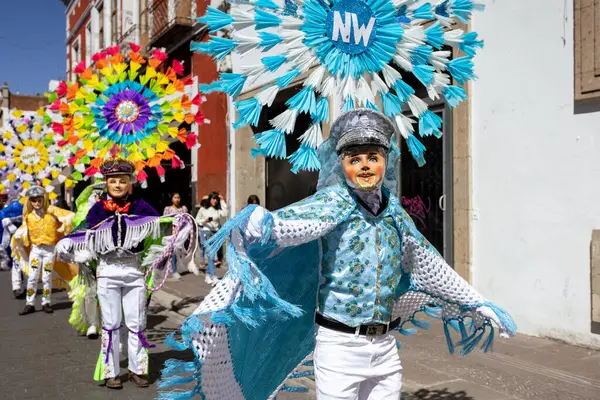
left=227, top=0, right=600, bottom=349
left=64, top=0, right=227, bottom=212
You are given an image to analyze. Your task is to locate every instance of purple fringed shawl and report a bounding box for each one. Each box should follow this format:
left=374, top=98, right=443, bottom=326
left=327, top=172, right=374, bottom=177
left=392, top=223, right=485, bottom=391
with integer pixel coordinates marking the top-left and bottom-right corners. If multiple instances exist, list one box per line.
left=67, top=198, right=159, bottom=253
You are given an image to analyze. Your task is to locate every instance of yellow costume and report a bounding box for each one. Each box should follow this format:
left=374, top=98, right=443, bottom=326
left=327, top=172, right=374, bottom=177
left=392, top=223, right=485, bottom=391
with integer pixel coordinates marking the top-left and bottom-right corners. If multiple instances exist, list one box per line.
left=11, top=194, right=77, bottom=297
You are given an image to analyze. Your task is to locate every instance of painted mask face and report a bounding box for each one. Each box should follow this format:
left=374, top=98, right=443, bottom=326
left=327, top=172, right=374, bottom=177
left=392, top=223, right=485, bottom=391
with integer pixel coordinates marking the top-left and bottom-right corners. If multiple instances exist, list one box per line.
left=341, top=146, right=387, bottom=192
left=30, top=196, right=44, bottom=210
left=106, top=174, right=131, bottom=199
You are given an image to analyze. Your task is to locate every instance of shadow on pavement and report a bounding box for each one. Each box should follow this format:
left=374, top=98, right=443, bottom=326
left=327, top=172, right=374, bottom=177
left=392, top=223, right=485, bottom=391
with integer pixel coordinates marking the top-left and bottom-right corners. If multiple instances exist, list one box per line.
left=147, top=314, right=168, bottom=329
left=172, top=296, right=203, bottom=313
left=149, top=348, right=196, bottom=384
left=51, top=301, right=74, bottom=311
left=403, top=388, right=474, bottom=400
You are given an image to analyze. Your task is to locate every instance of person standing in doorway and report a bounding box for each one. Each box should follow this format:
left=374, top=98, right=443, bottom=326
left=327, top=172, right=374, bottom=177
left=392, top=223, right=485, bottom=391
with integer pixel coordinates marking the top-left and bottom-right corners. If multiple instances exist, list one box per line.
left=164, top=192, right=190, bottom=280
left=247, top=195, right=260, bottom=206
left=163, top=192, right=188, bottom=216
left=196, top=192, right=228, bottom=285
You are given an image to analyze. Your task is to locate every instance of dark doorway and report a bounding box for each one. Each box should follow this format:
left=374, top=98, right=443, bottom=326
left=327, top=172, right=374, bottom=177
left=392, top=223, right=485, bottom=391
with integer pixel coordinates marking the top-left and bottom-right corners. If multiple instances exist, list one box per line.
left=399, top=103, right=453, bottom=261
left=252, top=86, right=319, bottom=211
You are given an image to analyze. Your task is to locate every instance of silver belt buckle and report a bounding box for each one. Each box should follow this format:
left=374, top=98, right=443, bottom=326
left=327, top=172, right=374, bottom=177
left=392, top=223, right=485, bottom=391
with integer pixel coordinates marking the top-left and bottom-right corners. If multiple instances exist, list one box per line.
left=365, top=324, right=386, bottom=339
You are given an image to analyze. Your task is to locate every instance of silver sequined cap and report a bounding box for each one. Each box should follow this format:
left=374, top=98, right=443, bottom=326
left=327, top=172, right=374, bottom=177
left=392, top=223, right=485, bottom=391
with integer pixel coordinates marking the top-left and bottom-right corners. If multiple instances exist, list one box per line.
left=331, top=108, right=397, bottom=153
left=25, top=186, right=45, bottom=198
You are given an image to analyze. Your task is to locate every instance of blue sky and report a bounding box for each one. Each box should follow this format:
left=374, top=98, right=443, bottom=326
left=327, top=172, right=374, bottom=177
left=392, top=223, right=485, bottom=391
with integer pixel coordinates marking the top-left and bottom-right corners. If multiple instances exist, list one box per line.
left=0, top=0, right=67, bottom=95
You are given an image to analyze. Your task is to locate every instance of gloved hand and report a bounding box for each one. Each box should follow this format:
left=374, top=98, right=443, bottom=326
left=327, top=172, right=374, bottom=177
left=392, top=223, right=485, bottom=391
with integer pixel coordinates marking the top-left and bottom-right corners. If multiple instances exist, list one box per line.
left=55, top=239, right=71, bottom=255
left=244, top=206, right=267, bottom=241
left=7, top=225, right=17, bottom=234
left=73, top=250, right=95, bottom=264
left=476, top=305, right=513, bottom=338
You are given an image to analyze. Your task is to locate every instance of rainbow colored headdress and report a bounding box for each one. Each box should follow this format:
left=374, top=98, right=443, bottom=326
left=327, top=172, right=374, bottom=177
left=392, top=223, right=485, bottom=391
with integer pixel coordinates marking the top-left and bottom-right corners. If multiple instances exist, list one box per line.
left=0, top=109, right=71, bottom=199
left=47, top=44, right=206, bottom=186
left=194, top=0, right=484, bottom=172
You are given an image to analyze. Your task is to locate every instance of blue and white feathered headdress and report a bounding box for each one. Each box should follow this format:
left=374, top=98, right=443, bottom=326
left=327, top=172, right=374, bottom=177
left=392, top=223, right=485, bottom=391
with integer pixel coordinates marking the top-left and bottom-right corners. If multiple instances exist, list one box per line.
left=194, top=0, right=484, bottom=172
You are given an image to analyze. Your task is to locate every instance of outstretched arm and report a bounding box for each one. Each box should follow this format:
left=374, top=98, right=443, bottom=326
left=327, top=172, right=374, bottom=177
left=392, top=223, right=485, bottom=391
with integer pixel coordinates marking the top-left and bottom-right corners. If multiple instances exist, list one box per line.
left=399, top=209, right=515, bottom=337
left=244, top=188, right=356, bottom=248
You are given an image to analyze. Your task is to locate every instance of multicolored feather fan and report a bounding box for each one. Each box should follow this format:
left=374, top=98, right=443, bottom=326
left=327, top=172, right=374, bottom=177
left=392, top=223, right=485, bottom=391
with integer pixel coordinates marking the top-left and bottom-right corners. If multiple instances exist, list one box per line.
left=0, top=109, right=71, bottom=199
left=46, top=44, right=206, bottom=186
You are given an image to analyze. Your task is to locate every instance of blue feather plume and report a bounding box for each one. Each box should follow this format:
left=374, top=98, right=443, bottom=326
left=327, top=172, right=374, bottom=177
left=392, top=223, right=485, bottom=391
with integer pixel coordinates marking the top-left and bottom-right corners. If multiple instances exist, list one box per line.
left=276, top=69, right=301, bottom=88
left=198, top=6, right=233, bottom=32
left=235, top=98, right=263, bottom=128
left=217, top=73, right=247, bottom=99
left=393, top=80, right=415, bottom=103
left=459, top=32, right=484, bottom=57
left=425, top=22, right=445, bottom=49
left=253, top=129, right=287, bottom=159
left=412, top=64, right=435, bottom=86
left=447, top=56, right=475, bottom=85
left=286, top=86, right=317, bottom=114
left=443, top=85, right=467, bottom=108
left=258, top=31, right=283, bottom=51
left=343, top=97, right=355, bottom=112
left=381, top=92, right=403, bottom=117
left=312, top=96, right=329, bottom=123
left=262, top=55, right=287, bottom=72
left=411, top=3, right=434, bottom=19
left=407, top=135, right=426, bottom=167
left=255, top=0, right=279, bottom=10
left=419, top=110, right=443, bottom=138
left=289, top=144, right=321, bottom=173
left=191, top=37, right=236, bottom=61
left=255, top=9, right=282, bottom=30
left=411, top=45, right=433, bottom=65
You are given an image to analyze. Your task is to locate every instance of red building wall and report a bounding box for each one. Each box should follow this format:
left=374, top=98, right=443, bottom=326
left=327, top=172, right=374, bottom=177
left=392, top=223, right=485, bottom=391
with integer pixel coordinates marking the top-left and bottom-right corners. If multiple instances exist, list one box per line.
left=192, top=47, right=228, bottom=200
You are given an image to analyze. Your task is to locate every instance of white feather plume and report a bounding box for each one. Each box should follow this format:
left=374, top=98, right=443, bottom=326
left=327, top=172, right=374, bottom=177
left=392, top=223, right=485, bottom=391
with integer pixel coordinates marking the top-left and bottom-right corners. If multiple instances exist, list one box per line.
left=256, top=85, right=280, bottom=106
left=270, top=109, right=298, bottom=134
left=370, top=72, right=389, bottom=95
left=395, top=114, right=416, bottom=139
left=299, top=123, right=323, bottom=148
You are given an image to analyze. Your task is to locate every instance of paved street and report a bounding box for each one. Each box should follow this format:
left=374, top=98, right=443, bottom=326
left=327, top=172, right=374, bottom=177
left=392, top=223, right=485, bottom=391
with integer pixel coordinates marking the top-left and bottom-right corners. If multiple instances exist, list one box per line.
left=0, top=270, right=191, bottom=400
left=2, top=268, right=600, bottom=400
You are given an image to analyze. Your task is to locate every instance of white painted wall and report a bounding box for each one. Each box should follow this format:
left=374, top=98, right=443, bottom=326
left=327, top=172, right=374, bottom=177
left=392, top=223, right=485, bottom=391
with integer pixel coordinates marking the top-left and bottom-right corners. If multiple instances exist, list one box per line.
left=471, top=0, right=600, bottom=348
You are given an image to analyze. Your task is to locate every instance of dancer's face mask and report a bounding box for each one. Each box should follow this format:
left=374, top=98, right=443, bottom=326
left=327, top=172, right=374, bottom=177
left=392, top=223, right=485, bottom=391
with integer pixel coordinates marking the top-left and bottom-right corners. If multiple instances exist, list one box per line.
left=341, top=146, right=387, bottom=192
left=29, top=196, right=44, bottom=210
left=106, top=174, right=131, bottom=199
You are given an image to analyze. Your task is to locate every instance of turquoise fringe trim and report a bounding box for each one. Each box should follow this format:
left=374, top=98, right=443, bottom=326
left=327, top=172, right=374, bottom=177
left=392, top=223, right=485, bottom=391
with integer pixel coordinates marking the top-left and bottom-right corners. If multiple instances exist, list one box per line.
left=205, top=204, right=257, bottom=258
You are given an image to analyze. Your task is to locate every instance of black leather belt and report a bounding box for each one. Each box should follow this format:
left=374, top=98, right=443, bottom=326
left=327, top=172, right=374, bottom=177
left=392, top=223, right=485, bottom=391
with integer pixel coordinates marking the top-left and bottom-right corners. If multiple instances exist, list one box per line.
left=315, top=313, right=401, bottom=338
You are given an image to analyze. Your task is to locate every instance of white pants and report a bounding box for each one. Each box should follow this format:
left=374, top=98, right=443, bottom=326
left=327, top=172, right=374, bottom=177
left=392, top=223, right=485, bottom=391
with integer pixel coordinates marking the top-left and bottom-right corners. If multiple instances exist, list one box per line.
left=26, top=245, right=55, bottom=306
left=314, top=326, right=403, bottom=400
left=97, top=257, right=148, bottom=379
left=84, top=279, right=99, bottom=329
left=0, top=247, right=9, bottom=270
left=12, top=259, right=23, bottom=291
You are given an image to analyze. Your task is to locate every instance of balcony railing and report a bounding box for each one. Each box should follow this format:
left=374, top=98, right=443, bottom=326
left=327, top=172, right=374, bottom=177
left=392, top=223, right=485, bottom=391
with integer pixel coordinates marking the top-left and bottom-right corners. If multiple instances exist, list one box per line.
left=148, top=0, right=195, bottom=49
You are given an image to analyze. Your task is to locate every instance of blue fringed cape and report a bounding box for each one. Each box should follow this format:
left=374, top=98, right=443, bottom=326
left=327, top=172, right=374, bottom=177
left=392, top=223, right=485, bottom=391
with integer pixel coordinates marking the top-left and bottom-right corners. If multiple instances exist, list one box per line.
left=159, top=184, right=517, bottom=400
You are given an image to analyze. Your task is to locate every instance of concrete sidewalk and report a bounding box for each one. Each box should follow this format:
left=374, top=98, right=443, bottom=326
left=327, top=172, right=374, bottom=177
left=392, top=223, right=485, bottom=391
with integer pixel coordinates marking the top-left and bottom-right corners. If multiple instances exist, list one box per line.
left=153, top=270, right=600, bottom=400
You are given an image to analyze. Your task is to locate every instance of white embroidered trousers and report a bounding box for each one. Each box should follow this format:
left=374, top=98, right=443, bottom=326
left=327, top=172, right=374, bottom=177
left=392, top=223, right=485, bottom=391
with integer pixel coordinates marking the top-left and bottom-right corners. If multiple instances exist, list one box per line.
left=97, top=259, right=148, bottom=379
left=314, top=326, right=402, bottom=400
left=26, top=244, right=55, bottom=306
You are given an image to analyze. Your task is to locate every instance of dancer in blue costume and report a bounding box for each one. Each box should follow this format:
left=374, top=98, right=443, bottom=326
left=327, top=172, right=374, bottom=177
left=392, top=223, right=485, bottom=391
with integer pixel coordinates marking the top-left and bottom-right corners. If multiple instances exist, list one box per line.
left=0, top=196, right=24, bottom=298
left=159, top=109, right=517, bottom=400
